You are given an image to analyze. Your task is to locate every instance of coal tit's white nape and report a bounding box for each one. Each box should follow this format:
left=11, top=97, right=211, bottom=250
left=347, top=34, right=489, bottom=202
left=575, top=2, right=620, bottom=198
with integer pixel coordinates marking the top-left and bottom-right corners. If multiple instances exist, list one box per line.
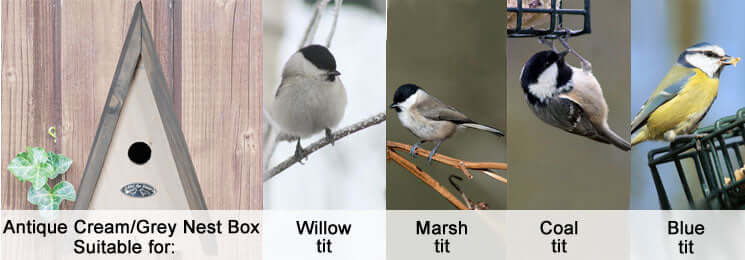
left=678, top=42, right=735, bottom=78
left=520, top=50, right=573, bottom=104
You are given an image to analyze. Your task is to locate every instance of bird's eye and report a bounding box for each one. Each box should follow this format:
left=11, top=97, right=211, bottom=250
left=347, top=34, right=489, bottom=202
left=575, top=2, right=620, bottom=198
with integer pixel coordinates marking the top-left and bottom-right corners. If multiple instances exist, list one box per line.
left=704, top=51, right=718, bottom=58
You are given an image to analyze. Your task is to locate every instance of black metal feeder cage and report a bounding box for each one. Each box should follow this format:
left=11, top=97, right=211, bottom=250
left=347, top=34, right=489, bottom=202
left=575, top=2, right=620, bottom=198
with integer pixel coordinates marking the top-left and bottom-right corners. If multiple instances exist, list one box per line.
left=648, top=108, right=745, bottom=210
left=507, top=0, right=591, bottom=38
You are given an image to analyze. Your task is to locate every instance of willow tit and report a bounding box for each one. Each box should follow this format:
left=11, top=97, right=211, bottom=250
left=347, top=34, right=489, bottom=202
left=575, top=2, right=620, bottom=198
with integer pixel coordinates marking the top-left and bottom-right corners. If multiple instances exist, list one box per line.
left=390, top=84, right=504, bottom=162
left=269, top=44, right=346, bottom=161
left=520, top=48, right=630, bottom=151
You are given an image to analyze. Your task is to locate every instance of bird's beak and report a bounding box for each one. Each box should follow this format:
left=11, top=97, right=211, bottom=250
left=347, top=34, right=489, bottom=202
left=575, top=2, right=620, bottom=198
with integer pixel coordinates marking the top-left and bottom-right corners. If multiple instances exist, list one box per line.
left=721, top=55, right=741, bottom=66
left=558, top=51, right=569, bottom=59
left=389, top=103, right=397, bottom=109
left=329, top=70, right=341, bottom=77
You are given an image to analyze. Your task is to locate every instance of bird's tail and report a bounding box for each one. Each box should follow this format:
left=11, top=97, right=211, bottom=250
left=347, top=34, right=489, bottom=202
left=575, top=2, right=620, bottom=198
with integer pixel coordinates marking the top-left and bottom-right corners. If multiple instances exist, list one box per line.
left=600, top=125, right=631, bottom=151
left=461, top=123, right=505, bottom=137
left=630, top=127, right=649, bottom=147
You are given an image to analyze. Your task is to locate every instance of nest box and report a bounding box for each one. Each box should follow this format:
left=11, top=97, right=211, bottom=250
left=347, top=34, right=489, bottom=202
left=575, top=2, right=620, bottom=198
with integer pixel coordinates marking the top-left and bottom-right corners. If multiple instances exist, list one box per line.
left=74, top=3, right=207, bottom=210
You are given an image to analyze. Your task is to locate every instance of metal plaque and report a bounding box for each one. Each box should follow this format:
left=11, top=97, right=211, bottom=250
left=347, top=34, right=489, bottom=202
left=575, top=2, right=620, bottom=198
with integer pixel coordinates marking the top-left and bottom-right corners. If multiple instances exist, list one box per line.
left=121, top=183, right=156, bottom=198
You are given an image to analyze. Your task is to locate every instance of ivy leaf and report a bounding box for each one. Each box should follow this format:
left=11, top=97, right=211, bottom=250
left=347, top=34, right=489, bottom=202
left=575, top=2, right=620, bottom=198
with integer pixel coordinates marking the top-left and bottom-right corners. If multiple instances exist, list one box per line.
left=8, top=152, right=33, bottom=181
left=28, top=185, right=60, bottom=210
left=27, top=181, right=75, bottom=210
left=51, top=181, right=76, bottom=201
left=28, top=147, right=48, bottom=165
left=47, top=152, right=72, bottom=178
left=7, top=148, right=55, bottom=190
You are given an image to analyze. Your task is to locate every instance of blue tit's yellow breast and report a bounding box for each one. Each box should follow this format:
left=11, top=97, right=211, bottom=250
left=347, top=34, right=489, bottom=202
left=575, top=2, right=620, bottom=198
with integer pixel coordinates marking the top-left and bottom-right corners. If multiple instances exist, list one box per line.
left=646, top=70, right=719, bottom=138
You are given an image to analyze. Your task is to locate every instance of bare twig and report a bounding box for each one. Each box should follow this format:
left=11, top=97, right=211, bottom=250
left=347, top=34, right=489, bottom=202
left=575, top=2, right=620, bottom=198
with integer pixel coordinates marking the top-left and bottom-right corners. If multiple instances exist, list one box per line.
left=449, top=175, right=490, bottom=210
left=387, top=140, right=507, bottom=210
left=262, top=124, right=281, bottom=170
left=387, top=148, right=469, bottom=210
left=386, top=141, right=508, bottom=182
left=300, top=0, right=331, bottom=48
left=264, top=113, right=386, bottom=181
left=480, top=170, right=507, bottom=184
left=449, top=175, right=472, bottom=209
left=326, top=0, right=344, bottom=48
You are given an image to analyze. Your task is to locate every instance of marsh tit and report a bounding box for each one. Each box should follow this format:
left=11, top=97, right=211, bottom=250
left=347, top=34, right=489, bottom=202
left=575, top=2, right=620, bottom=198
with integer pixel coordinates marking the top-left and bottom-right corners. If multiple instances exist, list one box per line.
left=631, top=42, right=740, bottom=146
left=520, top=46, right=630, bottom=151
left=269, top=44, right=346, bottom=161
left=390, top=84, right=504, bottom=162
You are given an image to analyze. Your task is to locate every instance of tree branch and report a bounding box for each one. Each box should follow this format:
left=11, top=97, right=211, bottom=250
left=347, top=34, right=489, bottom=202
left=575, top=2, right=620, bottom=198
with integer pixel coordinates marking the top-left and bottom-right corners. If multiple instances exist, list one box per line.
left=264, top=113, right=386, bottom=181
left=300, top=0, right=331, bottom=49
left=387, top=148, right=470, bottom=210
left=326, top=0, right=343, bottom=48
left=449, top=175, right=489, bottom=210
left=386, top=141, right=508, bottom=182
left=386, top=140, right=508, bottom=210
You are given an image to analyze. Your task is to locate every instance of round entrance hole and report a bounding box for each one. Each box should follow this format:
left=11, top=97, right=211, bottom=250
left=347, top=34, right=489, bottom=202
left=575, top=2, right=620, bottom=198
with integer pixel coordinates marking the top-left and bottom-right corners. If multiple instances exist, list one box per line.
left=128, top=142, right=152, bottom=165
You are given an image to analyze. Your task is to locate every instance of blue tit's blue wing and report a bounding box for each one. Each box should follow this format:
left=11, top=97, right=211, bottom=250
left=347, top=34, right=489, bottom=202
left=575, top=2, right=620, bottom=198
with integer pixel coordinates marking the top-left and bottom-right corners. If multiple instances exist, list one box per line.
left=630, top=67, right=696, bottom=133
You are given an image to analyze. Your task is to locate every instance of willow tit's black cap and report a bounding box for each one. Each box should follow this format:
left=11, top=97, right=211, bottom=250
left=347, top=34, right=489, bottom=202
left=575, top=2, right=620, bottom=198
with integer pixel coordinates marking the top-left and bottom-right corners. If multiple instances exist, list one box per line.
left=390, top=84, right=421, bottom=111
left=300, top=44, right=338, bottom=72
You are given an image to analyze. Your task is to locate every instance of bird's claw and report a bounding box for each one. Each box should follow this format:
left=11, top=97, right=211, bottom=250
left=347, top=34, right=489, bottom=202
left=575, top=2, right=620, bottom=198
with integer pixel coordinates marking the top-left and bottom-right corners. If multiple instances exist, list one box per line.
left=427, top=141, right=443, bottom=164
left=325, top=128, right=334, bottom=146
left=538, top=36, right=557, bottom=52
left=670, top=134, right=707, bottom=150
left=410, top=142, right=420, bottom=158
left=294, top=139, right=308, bottom=164
left=558, top=36, right=592, bottom=71
left=427, top=150, right=436, bottom=164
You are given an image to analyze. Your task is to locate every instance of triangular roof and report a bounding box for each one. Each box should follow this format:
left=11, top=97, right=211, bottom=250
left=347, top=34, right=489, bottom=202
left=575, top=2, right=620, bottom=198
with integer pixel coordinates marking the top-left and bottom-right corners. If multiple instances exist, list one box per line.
left=74, top=2, right=206, bottom=210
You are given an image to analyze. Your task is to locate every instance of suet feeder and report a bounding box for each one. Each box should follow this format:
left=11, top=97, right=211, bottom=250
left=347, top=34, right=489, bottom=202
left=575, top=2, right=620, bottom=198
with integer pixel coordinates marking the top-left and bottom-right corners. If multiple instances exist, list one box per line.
left=73, top=3, right=207, bottom=210
left=648, top=107, right=745, bottom=210
left=507, top=0, right=591, bottom=38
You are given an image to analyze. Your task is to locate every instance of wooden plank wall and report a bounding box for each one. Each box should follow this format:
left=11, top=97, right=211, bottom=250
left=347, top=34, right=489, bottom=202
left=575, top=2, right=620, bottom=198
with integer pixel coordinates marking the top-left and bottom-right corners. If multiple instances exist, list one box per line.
left=1, top=0, right=262, bottom=210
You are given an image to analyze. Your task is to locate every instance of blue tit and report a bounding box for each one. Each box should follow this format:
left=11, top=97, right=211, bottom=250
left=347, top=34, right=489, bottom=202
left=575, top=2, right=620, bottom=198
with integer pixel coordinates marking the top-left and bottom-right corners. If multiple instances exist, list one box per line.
left=631, top=42, right=740, bottom=146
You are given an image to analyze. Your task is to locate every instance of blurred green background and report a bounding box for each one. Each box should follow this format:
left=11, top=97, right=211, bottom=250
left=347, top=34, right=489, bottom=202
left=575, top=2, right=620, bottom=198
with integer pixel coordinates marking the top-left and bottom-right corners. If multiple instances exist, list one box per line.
left=386, top=0, right=506, bottom=210
left=506, top=0, right=631, bottom=209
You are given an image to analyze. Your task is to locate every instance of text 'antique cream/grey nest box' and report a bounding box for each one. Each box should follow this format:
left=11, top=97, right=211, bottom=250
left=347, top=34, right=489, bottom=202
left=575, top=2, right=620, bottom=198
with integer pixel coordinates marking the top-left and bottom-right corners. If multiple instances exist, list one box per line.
left=74, top=3, right=207, bottom=210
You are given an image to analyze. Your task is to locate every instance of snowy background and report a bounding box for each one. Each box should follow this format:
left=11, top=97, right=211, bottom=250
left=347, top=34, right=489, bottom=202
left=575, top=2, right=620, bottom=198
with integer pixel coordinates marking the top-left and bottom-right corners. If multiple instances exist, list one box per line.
left=263, top=0, right=386, bottom=209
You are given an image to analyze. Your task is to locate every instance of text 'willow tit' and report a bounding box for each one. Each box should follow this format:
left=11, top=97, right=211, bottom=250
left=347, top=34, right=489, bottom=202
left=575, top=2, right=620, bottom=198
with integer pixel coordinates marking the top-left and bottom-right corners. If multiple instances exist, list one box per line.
left=390, top=84, right=504, bottom=162
left=270, top=44, right=347, bottom=161
left=520, top=47, right=630, bottom=151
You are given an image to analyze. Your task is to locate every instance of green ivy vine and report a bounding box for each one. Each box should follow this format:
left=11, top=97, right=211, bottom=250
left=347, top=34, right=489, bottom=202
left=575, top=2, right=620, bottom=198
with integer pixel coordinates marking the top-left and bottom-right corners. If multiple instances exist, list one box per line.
left=7, top=147, right=76, bottom=210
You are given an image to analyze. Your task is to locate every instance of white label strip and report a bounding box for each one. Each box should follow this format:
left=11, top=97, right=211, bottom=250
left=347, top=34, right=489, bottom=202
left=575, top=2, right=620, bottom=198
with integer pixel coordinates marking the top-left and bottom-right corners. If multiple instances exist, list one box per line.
left=386, top=211, right=506, bottom=259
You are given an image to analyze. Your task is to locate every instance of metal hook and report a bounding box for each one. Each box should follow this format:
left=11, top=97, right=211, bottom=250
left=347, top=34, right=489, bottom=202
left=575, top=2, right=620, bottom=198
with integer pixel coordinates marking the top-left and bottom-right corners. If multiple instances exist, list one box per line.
left=449, top=175, right=464, bottom=193
left=48, top=126, right=57, bottom=143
